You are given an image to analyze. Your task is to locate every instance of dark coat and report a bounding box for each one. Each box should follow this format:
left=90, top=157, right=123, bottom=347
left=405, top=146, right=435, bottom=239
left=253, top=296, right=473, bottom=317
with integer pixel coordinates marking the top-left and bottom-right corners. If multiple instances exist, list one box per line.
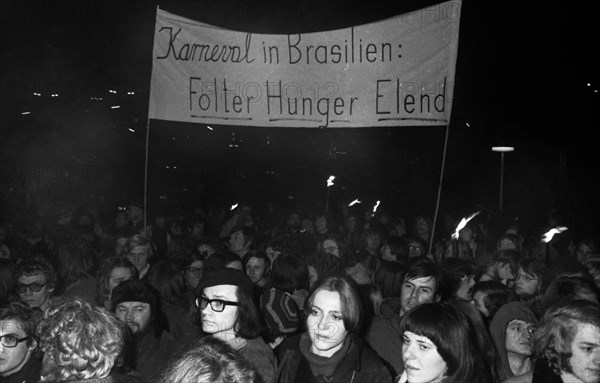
left=275, top=334, right=392, bottom=383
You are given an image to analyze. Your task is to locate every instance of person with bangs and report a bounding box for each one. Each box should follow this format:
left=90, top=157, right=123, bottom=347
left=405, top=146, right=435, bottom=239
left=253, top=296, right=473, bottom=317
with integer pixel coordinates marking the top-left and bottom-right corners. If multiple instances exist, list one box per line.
left=398, top=302, right=493, bottom=383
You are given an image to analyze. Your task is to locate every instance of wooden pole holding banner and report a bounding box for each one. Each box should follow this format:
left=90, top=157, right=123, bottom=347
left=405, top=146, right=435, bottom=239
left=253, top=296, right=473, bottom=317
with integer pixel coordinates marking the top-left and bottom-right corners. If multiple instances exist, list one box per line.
left=143, top=118, right=150, bottom=231
left=429, top=122, right=451, bottom=257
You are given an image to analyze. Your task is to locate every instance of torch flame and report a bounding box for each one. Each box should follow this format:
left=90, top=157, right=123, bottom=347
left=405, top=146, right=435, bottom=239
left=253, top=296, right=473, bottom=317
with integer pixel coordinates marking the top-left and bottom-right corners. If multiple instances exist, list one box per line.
left=541, top=226, right=568, bottom=243
left=327, top=175, right=336, bottom=187
left=451, top=210, right=481, bottom=240
left=348, top=199, right=361, bottom=207
left=230, top=203, right=238, bottom=211
left=372, top=200, right=381, bottom=214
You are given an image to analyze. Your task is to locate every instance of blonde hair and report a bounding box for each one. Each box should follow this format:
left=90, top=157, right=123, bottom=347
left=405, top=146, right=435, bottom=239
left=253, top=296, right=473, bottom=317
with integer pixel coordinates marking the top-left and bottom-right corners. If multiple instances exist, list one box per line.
left=37, top=297, right=125, bottom=381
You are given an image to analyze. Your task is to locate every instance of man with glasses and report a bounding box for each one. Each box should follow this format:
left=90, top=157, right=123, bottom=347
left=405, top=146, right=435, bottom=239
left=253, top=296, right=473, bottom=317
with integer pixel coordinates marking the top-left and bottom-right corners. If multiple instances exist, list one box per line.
left=12, top=257, right=56, bottom=313
left=194, top=267, right=277, bottom=383
left=515, top=257, right=546, bottom=303
left=111, top=279, right=182, bottom=383
left=0, top=302, right=43, bottom=383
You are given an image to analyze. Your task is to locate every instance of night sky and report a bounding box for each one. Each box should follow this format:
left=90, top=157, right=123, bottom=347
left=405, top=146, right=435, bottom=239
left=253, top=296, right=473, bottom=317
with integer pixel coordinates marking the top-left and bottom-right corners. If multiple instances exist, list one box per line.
left=1, top=0, right=598, bottom=238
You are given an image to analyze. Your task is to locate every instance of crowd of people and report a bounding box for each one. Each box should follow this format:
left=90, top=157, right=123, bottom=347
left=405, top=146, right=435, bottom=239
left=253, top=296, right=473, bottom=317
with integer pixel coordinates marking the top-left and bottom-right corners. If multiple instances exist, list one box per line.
left=1, top=198, right=599, bottom=383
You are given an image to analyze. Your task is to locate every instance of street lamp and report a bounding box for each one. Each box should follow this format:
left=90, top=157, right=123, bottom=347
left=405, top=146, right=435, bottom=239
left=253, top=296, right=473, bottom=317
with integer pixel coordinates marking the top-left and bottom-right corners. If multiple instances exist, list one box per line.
left=491, top=146, right=515, bottom=211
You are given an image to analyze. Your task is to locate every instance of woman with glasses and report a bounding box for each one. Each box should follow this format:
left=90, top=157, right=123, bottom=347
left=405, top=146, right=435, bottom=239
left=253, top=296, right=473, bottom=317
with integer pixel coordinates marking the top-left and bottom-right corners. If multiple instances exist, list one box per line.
left=193, top=268, right=276, bottom=383
left=0, top=302, right=43, bottom=383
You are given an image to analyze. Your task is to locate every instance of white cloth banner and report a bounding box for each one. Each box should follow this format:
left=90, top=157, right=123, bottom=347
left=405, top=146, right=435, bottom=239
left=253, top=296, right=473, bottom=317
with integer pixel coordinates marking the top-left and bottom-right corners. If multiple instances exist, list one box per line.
left=149, top=2, right=461, bottom=128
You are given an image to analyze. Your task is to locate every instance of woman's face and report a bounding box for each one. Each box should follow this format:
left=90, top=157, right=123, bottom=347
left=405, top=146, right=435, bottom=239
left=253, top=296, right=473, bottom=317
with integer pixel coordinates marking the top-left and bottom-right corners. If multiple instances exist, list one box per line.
left=402, top=331, right=447, bottom=383
left=306, top=290, right=348, bottom=358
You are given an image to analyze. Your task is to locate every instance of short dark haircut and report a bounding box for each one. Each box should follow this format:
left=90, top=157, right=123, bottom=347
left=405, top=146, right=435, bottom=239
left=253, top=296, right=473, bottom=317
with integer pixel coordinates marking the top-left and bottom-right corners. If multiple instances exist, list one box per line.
left=440, top=258, right=476, bottom=301
left=242, top=250, right=271, bottom=275
left=305, top=275, right=361, bottom=334
left=204, top=251, right=243, bottom=272
left=494, top=249, right=521, bottom=275
left=12, top=256, right=57, bottom=289
left=472, top=280, right=515, bottom=318
left=403, top=256, right=443, bottom=298
left=374, top=260, right=405, bottom=298
left=381, top=236, right=409, bottom=262
left=271, top=253, right=309, bottom=293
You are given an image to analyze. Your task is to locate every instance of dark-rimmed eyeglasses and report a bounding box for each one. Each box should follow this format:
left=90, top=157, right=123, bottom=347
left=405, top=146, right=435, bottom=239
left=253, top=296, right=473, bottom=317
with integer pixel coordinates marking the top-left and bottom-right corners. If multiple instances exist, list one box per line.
left=195, top=297, right=239, bottom=312
left=0, top=334, right=30, bottom=348
left=16, top=281, right=48, bottom=294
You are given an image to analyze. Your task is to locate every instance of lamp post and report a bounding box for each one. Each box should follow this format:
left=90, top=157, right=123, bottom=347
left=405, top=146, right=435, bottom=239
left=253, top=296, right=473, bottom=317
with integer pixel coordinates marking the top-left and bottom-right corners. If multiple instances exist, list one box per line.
left=491, top=146, right=515, bottom=211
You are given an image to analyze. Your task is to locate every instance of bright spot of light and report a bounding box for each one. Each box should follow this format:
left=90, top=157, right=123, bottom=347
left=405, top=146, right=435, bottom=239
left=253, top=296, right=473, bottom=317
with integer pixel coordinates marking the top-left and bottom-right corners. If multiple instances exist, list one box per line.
left=21, top=111, right=31, bottom=115
left=231, top=203, right=238, bottom=211
left=128, top=128, right=135, bottom=132
left=111, top=105, right=120, bottom=109
left=207, top=125, right=213, bottom=130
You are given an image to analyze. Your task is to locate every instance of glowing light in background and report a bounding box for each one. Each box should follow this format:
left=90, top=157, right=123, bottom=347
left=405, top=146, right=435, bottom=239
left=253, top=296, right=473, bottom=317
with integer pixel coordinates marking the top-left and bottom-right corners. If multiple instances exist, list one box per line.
left=541, top=226, right=568, bottom=243
left=451, top=210, right=481, bottom=240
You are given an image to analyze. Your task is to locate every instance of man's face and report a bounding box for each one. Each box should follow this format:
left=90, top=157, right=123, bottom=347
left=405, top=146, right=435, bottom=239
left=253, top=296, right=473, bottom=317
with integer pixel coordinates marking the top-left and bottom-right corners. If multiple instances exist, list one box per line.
left=245, top=257, right=267, bottom=284
left=577, top=244, right=594, bottom=264
left=366, top=234, right=380, bottom=252
left=183, top=261, right=204, bottom=290
left=126, top=246, right=149, bottom=272
left=567, top=323, right=600, bottom=383
left=315, top=217, right=328, bottom=234
left=201, top=285, right=238, bottom=336
left=400, top=276, right=438, bottom=316
left=505, top=319, right=536, bottom=357
left=408, top=241, right=424, bottom=258
left=287, top=213, right=301, bottom=231
left=455, top=274, right=475, bottom=301
left=228, top=230, right=245, bottom=252
left=471, top=291, right=490, bottom=317
left=17, top=274, right=53, bottom=310
left=114, top=302, right=152, bottom=335
left=515, top=267, right=540, bottom=297
left=0, top=320, right=33, bottom=377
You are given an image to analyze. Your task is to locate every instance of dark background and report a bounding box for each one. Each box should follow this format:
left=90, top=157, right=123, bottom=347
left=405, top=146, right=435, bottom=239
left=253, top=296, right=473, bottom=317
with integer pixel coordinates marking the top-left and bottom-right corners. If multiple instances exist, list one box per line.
left=1, top=0, right=598, bottom=239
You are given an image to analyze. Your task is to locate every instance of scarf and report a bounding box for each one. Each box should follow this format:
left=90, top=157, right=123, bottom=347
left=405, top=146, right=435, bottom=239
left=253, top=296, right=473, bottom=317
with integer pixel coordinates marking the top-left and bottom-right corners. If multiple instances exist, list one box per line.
left=299, top=332, right=351, bottom=377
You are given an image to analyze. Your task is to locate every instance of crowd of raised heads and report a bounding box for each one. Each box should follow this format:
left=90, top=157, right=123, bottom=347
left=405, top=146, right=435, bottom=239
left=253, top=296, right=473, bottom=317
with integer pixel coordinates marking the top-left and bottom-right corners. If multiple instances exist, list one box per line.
left=1, top=199, right=599, bottom=383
